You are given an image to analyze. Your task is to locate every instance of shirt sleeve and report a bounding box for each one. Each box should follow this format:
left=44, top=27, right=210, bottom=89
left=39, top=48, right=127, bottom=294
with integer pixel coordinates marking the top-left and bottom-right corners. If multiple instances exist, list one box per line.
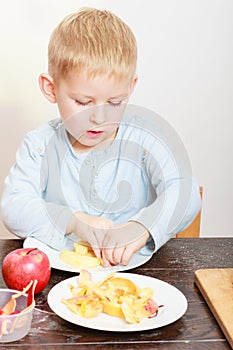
left=1, top=131, right=73, bottom=251
left=132, top=132, right=202, bottom=255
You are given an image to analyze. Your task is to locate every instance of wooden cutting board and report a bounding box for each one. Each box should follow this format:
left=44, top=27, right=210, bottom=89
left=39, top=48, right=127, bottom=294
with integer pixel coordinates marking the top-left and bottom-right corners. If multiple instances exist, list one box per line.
left=195, top=268, right=233, bottom=349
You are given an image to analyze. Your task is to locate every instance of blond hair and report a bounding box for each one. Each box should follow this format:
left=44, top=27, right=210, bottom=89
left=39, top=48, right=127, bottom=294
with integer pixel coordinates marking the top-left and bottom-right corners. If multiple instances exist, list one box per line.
left=48, top=7, right=137, bottom=80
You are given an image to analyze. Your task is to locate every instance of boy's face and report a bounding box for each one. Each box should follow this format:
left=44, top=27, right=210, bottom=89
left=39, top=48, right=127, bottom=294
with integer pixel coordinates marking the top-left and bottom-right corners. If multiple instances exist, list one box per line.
left=50, top=71, right=137, bottom=151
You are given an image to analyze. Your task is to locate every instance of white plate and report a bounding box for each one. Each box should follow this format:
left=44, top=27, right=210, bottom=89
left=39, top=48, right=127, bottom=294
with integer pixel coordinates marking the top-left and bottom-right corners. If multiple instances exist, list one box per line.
left=47, top=272, right=188, bottom=332
left=23, top=236, right=152, bottom=273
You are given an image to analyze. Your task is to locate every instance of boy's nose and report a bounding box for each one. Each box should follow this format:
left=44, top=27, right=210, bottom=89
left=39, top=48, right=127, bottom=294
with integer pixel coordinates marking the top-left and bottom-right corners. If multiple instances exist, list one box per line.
left=90, top=104, right=106, bottom=124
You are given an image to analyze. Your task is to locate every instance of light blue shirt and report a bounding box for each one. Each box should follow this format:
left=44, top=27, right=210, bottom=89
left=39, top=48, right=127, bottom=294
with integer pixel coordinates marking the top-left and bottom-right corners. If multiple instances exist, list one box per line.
left=1, top=107, right=201, bottom=253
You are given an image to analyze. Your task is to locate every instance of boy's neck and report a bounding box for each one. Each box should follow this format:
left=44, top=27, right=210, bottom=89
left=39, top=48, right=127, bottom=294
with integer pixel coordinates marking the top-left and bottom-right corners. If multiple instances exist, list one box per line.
left=68, top=129, right=118, bottom=154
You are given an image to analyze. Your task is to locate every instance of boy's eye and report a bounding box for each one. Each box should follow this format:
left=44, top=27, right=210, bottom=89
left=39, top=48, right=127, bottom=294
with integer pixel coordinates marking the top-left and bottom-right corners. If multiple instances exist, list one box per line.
left=108, top=101, right=122, bottom=107
left=74, top=99, right=123, bottom=107
left=75, top=100, right=91, bottom=106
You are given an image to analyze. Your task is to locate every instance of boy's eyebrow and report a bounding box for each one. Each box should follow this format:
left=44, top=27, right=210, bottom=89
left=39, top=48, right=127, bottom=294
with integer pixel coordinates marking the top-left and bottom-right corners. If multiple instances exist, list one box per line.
left=72, top=92, right=129, bottom=100
left=108, top=93, right=128, bottom=100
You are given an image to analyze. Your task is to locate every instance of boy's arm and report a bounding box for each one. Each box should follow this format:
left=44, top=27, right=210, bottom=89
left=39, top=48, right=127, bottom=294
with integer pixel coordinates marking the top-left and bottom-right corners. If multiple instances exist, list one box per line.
left=101, top=177, right=201, bottom=266
left=101, top=129, right=201, bottom=265
left=131, top=135, right=202, bottom=254
left=132, top=178, right=201, bottom=254
left=1, top=133, right=72, bottom=250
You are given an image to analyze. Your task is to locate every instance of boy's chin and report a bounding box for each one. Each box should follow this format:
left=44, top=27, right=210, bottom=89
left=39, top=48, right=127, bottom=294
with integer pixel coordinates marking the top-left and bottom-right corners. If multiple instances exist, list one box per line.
left=72, top=139, right=103, bottom=152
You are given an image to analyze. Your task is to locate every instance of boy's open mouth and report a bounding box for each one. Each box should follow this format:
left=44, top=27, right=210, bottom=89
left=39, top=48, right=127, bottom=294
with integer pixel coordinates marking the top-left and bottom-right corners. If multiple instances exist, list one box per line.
left=86, top=130, right=104, bottom=138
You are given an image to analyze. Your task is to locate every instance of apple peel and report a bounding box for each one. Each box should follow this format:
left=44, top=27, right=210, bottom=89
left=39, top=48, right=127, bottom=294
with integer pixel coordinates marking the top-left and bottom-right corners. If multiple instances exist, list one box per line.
left=62, top=270, right=162, bottom=324
left=0, top=280, right=37, bottom=316
left=0, top=280, right=37, bottom=338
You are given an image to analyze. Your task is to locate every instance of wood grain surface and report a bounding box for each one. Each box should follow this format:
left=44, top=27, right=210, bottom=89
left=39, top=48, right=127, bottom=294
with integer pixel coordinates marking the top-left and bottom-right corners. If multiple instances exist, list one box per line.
left=0, top=238, right=232, bottom=350
left=195, top=268, right=233, bottom=348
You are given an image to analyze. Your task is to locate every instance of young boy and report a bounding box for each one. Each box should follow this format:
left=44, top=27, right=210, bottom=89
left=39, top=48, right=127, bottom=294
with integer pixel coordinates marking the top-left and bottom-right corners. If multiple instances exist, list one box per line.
left=1, top=8, right=201, bottom=267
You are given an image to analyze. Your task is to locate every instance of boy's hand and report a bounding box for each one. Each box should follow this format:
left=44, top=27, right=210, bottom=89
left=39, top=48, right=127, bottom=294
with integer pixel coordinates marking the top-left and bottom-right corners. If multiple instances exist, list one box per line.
left=67, top=215, right=150, bottom=267
left=66, top=212, right=114, bottom=259
left=101, top=221, right=150, bottom=266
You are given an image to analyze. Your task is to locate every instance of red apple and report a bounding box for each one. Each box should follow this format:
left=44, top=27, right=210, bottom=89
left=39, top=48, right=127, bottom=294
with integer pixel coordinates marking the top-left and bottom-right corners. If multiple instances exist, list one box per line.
left=2, top=248, right=51, bottom=294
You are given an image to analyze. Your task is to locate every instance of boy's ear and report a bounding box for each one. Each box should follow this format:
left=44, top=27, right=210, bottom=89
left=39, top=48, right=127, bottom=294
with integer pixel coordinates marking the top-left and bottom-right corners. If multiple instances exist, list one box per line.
left=39, top=73, right=57, bottom=103
left=130, top=75, right=138, bottom=94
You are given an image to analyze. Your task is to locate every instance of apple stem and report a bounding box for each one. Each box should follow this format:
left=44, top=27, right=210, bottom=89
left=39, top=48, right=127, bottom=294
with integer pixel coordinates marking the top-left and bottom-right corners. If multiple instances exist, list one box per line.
left=26, top=248, right=38, bottom=255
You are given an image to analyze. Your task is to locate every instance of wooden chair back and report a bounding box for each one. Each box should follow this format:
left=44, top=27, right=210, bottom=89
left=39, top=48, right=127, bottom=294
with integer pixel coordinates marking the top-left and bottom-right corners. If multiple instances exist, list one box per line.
left=175, top=187, right=203, bottom=238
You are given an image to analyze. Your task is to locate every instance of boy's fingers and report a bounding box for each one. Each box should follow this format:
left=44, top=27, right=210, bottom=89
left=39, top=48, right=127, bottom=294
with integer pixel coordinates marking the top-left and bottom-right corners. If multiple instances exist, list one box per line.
left=102, top=247, right=117, bottom=266
left=92, top=247, right=101, bottom=259
left=121, top=245, right=135, bottom=265
left=102, top=256, right=110, bottom=267
left=113, top=246, right=125, bottom=264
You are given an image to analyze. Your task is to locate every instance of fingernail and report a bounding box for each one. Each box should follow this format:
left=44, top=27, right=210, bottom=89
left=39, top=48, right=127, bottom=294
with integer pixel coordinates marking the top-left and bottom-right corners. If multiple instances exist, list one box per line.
left=94, top=250, right=101, bottom=258
left=104, top=260, right=110, bottom=267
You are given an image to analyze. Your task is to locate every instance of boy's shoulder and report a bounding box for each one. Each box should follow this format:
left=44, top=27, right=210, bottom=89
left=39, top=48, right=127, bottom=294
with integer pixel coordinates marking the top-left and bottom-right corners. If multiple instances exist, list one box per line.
left=26, top=118, right=62, bottom=140
left=23, top=118, right=64, bottom=155
left=122, top=105, right=167, bottom=140
left=121, top=110, right=157, bottom=138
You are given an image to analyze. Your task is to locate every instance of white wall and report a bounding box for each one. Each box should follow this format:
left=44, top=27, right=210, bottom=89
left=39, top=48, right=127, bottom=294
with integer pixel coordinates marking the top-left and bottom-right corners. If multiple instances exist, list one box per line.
left=0, top=0, right=232, bottom=238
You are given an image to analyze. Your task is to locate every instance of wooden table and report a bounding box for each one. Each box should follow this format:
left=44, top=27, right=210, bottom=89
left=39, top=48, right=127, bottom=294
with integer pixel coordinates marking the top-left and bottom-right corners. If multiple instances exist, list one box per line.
left=0, top=238, right=232, bottom=350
